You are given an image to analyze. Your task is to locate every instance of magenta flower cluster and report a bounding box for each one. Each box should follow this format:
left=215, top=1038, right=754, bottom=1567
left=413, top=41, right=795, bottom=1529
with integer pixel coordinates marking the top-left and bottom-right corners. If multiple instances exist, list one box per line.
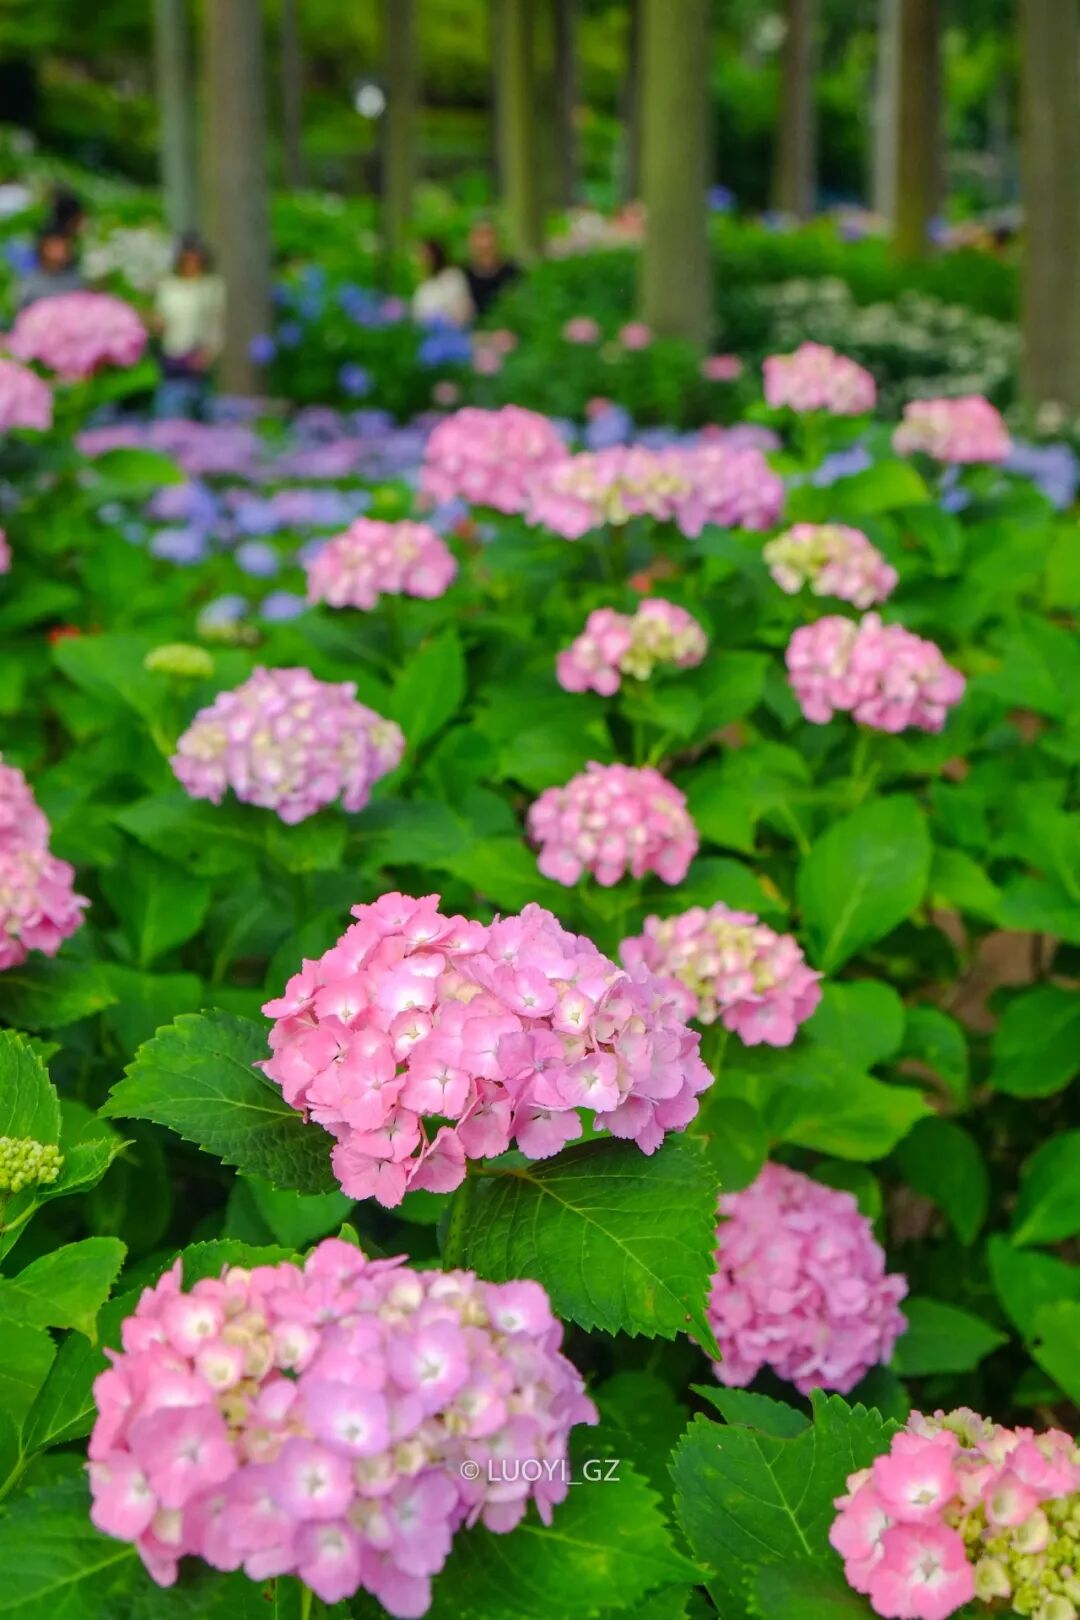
left=527, top=762, right=698, bottom=887
left=88, top=1238, right=596, bottom=1614
left=526, top=442, right=784, bottom=540
left=831, top=1409, right=1080, bottom=1620
left=0, top=356, right=53, bottom=433
left=764, top=523, right=898, bottom=609
left=786, top=613, right=965, bottom=733
left=0, top=756, right=86, bottom=971
left=262, top=893, right=711, bottom=1205
left=305, top=519, right=457, bottom=611
left=562, top=315, right=601, bottom=344
left=556, top=598, right=707, bottom=695
left=709, top=1163, right=908, bottom=1396
left=171, top=667, right=404, bottom=825
left=893, top=394, right=1011, bottom=464
left=620, top=903, right=822, bottom=1045
left=420, top=405, right=568, bottom=514
left=0, top=530, right=9, bottom=574
left=763, top=342, right=877, bottom=416
left=7, top=291, right=147, bottom=380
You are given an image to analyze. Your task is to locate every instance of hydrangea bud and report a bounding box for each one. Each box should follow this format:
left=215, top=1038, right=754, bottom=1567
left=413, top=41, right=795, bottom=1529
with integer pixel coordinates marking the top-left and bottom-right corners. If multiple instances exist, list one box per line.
left=0, top=1135, right=63, bottom=1192
left=144, top=644, right=216, bottom=680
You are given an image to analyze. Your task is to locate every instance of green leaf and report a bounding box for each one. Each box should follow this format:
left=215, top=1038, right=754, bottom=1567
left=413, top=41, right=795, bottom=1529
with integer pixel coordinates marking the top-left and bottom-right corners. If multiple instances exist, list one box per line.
left=245, top=1177, right=353, bottom=1249
left=693, top=650, right=769, bottom=733
left=671, top=857, right=787, bottom=922
left=0, top=1477, right=137, bottom=1618
left=0, top=957, right=117, bottom=1031
left=894, top=1118, right=989, bottom=1244
left=87, top=446, right=184, bottom=491
left=391, top=628, right=466, bottom=748
left=692, top=1096, right=768, bottom=1194
left=927, top=846, right=1002, bottom=923
left=999, top=877, right=1080, bottom=943
left=899, top=1006, right=969, bottom=1104
left=0, top=1030, right=60, bottom=1144
left=20, top=1289, right=136, bottom=1457
left=1012, top=1132, right=1080, bottom=1246
left=114, top=791, right=262, bottom=876
left=892, top=1297, right=1007, bottom=1376
left=990, top=986, right=1080, bottom=1098
left=797, top=796, right=931, bottom=971
left=463, top=1136, right=719, bottom=1349
left=987, top=1233, right=1080, bottom=1341
left=101, top=965, right=205, bottom=1055
left=265, top=813, right=347, bottom=874
left=0, top=1321, right=55, bottom=1428
left=1032, top=1302, right=1080, bottom=1406
left=754, top=1565, right=875, bottom=1620
left=729, top=1046, right=931, bottom=1161
left=441, top=836, right=569, bottom=915
left=695, top=1387, right=810, bottom=1438
left=102, top=1009, right=337, bottom=1194
left=833, top=459, right=930, bottom=515
left=100, top=842, right=212, bottom=967
left=594, top=1372, right=692, bottom=1500
left=0, top=1237, right=126, bottom=1340
left=803, top=981, right=905, bottom=1070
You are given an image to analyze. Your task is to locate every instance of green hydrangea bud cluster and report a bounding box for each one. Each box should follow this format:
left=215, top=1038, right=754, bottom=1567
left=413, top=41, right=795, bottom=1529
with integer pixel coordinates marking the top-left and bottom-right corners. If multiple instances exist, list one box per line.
left=0, top=1135, right=63, bottom=1193
left=962, top=1493, right=1080, bottom=1618
left=144, top=642, right=215, bottom=679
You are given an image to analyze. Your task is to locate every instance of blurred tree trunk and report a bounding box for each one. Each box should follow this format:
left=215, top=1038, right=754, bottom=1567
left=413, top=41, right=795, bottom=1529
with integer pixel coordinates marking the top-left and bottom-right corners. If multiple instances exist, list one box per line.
left=203, top=0, right=272, bottom=395
left=1020, top=0, right=1080, bottom=409
left=892, top=0, right=939, bottom=259
left=154, top=0, right=198, bottom=236
left=280, top=0, right=304, bottom=189
left=620, top=0, right=641, bottom=201
left=494, top=0, right=543, bottom=259
left=552, top=0, right=579, bottom=207
left=637, top=0, right=710, bottom=346
left=774, top=0, right=816, bottom=219
left=871, top=0, right=899, bottom=218
left=380, top=0, right=417, bottom=265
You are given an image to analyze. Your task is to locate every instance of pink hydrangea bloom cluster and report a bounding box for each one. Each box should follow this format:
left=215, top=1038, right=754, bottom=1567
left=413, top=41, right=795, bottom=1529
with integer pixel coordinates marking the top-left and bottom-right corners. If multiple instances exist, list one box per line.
left=526, top=442, right=784, bottom=540
left=262, top=893, right=712, bottom=1205
left=556, top=598, right=708, bottom=695
left=527, top=762, right=698, bottom=887
left=701, top=354, right=744, bottom=382
left=831, top=1409, right=1080, bottom=1620
left=0, top=531, right=9, bottom=574
left=619, top=903, right=822, bottom=1045
left=305, top=519, right=457, bottom=611
left=786, top=613, right=965, bottom=732
left=420, top=405, right=568, bottom=514
left=709, top=1164, right=907, bottom=1396
left=763, top=342, right=877, bottom=416
left=562, top=315, right=601, bottom=344
left=88, top=1238, right=597, bottom=1614
left=0, top=356, right=53, bottom=432
left=7, top=291, right=147, bottom=380
left=617, top=322, right=652, bottom=350
left=171, top=667, right=404, bottom=825
left=892, top=395, right=1012, bottom=464
left=764, top=523, right=898, bottom=609
left=0, top=756, right=86, bottom=971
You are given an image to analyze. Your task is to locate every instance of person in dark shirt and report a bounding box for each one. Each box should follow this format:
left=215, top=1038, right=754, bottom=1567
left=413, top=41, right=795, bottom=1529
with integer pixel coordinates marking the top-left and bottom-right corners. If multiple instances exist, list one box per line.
left=16, top=224, right=85, bottom=310
left=463, top=218, right=520, bottom=319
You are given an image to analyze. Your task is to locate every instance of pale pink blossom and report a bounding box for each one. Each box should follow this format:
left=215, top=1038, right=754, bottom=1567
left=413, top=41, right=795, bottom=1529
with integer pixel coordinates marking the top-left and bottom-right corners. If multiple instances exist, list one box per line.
left=527, top=763, right=698, bottom=887
left=700, top=354, right=744, bottom=382
left=763, top=342, right=877, bottom=415
left=893, top=395, right=1011, bottom=464
left=0, top=756, right=86, bottom=970
left=0, top=356, right=53, bottom=432
left=305, top=519, right=457, bottom=611
left=556, top=599, right=707, bottom=695
left=617, top=322, right=653, bottom=350
left=0, top=531, right=9, bottom=574
left=765, top=523, right=898, bottom=608
left=786, top=613, right=965, bottom=732
left=562, top=316, right=601, bottom=344
left=8, top=291, right=147, bottom=379
left=420, top=406, right=568, bottom=514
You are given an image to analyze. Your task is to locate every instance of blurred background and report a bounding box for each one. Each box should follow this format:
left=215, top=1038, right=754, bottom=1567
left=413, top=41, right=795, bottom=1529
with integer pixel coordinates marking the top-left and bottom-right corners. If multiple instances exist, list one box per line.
left=0, top=0, right=1075, bottom=429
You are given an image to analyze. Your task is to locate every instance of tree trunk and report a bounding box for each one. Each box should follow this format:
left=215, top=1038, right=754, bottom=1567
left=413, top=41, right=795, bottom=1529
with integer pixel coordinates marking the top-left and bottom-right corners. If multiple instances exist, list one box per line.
left=552, top=0, right=579, bottom=208
left=494, top=0, right=543, bottom=259
left=154, top=0, right=198, bottom=236
left=871, top=0, right=899, bottom=218
left=620, top=0, right=642, bottom=202
left=203, top=0, right=273, bottom=395
left=1020, top=0, right=1080, bottom=409
left=380, top=0, right=417, bottom=265
left=637, top=0, right=710, bottom=346
left=892, top=0, right=939, bottom=260
left=280, top=0, right=304, bottom=189
left=774, top=0, right=816, bottom=219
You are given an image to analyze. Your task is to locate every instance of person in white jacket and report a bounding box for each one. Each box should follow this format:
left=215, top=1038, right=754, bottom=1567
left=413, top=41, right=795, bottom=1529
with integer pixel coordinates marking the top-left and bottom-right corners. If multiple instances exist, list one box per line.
left=412, top=239, right=474, bottom=328
left=153, top=234, right=226, bottom=417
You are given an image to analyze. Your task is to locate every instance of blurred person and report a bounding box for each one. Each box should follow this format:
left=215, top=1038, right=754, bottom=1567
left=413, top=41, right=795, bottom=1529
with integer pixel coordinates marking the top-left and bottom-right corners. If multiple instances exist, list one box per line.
left=152, top=233, right=225, bottom=419
left=47, top=184, right=87, bottom=242
left=16, top=224, right=84, bottom=309
left=412, top=238, right=474, bottom=328
left=464, top=218, right=520, bottom=319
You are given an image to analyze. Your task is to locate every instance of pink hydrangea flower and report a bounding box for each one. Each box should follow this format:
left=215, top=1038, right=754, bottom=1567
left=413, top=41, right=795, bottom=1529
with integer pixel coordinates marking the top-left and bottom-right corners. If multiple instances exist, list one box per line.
left=764, top=523, right=898, bottom=608
left=701, top=354, right=744, bottom=382
left=563, top=316, right=601, bottom=344
left=556, top=599, right=707, bottom=695
left=0, top=531, right=9, bottom=574
left=8, top=291, right=147, bottom=379
left=420, top=405, right=568, bottom=514
left=0, top=756, right=86, bottom=971
left=432, top=379, right=460, bottom=407
left=892, top=395, right=1011, bottom=464
left=527, top=762, right=698, bottom=887
left=786, top=613, right=965, bottom=732
left=0, top=356, right=53, bottom=432
left=88, top=1239, right=597, bottom=1612
left=261, top=893, right=712, bottom=1203
left=831, top=1410, right=1080, bottom=1620
left=709, top=1164, right=908, bottom=1395
left=617, top=322, right=653, bottom=350
left=171, top=667, right=404, bottom=824
left=763, top=342, right=877, bottom=415
left=619, top=904, right=822, bottom=1044
left=305, top=519, right=457, bottom=611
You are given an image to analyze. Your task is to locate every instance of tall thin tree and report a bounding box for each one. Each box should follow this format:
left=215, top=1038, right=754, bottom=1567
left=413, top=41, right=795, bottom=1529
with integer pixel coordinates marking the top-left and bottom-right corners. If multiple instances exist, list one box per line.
left=892, top=0, right=940, bottom=259
left=203, top=0, right=273, bottom=395
left=1020, top=0, right=1080, bottom=409
left=620, top=0, right=642, bottom=202
left=494, top=0, right=543, bottom=259
left=774, top=0, right=817, bottom=219
left=154, top=0, right=198, bottom=236
left=871, top=0, right=900, bottom=218
left=280, top=0, right=305, bottom=189
left=380, top=0, right=417, bottom=265
left=552, top=0, right=579, bottom=208
left=637, top=0, right=710, bottom=346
